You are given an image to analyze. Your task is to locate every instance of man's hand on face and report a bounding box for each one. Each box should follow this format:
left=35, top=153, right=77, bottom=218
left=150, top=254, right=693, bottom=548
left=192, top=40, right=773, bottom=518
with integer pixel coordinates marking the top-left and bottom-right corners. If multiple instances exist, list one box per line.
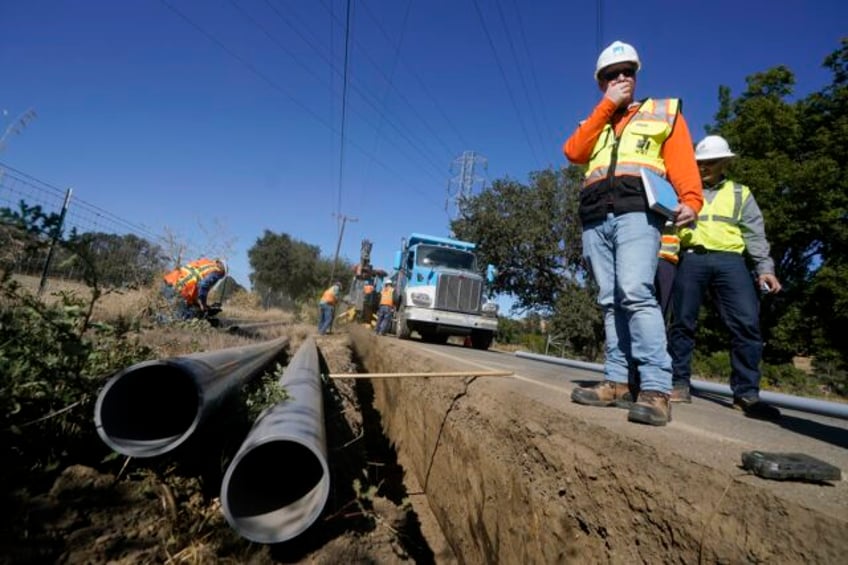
left=605, top=81, right=633, bottom=107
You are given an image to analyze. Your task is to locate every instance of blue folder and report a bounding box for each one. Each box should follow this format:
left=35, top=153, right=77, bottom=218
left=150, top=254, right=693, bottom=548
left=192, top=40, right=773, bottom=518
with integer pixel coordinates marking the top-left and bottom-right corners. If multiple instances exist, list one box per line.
left=640, top=168, right=679, bottom=219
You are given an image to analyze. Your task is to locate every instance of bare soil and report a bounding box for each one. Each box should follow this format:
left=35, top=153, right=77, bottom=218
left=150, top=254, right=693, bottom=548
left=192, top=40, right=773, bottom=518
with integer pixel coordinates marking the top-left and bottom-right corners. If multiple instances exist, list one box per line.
left=5, top=313, right=844, bottom=564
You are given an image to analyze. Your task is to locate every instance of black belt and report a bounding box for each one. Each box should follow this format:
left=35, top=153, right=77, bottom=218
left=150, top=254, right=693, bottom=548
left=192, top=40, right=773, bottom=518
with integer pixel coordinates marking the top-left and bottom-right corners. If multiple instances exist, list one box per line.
left=686, top=245, right=715, bottom=254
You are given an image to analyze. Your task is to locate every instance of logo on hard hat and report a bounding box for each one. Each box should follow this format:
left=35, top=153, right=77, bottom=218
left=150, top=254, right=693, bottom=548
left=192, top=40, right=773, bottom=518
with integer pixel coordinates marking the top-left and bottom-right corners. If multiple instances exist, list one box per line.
left=613, top=46, right=624, bottom=54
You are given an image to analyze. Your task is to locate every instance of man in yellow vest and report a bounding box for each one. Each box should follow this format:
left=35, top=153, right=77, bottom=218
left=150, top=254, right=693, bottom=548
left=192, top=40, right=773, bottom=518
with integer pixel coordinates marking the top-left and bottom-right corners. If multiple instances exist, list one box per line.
left=375, top=278, right=395, bottom=336
left=162, top=258, right=227, bottom=320
left=668, top=135, right=782, bottom=419
left=318, top=281, right=342, bottom=335
left=563, top=40, right=703, bottom=426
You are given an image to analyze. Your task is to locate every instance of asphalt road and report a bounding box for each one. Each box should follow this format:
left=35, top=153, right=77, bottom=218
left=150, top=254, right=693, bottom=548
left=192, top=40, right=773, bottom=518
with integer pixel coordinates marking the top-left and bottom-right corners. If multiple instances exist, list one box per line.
left=401, top=338, right=848, bottom=522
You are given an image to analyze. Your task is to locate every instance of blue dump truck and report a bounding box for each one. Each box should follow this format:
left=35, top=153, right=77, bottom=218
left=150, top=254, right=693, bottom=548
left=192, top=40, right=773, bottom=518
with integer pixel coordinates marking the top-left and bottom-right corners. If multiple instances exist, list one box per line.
left=392, top=233, right=498, bottom=349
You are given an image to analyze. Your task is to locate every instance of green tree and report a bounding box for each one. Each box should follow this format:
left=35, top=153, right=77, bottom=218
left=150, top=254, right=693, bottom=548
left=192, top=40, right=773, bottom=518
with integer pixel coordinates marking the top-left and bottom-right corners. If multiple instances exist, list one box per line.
left=247, top=230, right=348, bottom=306
left=451, top=166, right=603, bottom=359
left=451, top=166, right=586, bottom=311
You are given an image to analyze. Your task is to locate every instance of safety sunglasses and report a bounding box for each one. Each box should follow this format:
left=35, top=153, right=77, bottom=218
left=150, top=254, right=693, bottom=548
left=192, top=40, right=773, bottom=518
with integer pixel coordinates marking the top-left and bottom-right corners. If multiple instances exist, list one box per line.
left=600, top=67, right=636, bottom=82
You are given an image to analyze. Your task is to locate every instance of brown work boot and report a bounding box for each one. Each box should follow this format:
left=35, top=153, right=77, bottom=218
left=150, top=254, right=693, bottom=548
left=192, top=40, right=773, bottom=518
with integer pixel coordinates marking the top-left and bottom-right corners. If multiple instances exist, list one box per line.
left=670, top=383, right=692, bottom=403
left=571, top=380, right=630, bottom=407
left=627, top=391, right=671, bottom=426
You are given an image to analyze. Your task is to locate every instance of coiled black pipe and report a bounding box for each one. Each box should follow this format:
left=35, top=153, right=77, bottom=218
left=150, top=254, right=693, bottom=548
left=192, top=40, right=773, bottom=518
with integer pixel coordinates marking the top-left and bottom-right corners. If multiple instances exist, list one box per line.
left=221, top=337, right=330, bottom=543
left=94, top=336, right=288, bottom=458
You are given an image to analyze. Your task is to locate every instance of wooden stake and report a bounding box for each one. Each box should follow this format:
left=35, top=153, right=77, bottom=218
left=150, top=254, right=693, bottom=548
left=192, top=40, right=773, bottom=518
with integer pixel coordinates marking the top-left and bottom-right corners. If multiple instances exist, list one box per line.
left=327, top=370, right=513, bottom=379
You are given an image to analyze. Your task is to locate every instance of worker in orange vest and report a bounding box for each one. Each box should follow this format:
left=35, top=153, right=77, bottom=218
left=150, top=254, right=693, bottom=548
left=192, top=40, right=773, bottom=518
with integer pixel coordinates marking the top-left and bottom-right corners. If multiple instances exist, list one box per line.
left=318, top=281, right=342, bottom=335
left=162, top=258, right=227, bottom=320
left=375, top=278, right=396, bottom=336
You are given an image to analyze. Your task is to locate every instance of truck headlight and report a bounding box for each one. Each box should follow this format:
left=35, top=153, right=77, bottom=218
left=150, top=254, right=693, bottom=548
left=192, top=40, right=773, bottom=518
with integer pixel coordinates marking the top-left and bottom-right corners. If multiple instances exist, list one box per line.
left=411, top=292, right=431, bottom=306
left=481, top=302, right=499, bottom=316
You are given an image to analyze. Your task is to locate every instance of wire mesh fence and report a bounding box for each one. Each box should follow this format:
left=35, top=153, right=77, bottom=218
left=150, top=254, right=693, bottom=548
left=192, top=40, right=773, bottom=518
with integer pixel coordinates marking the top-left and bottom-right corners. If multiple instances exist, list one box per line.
left=0, top=162, right=169, bottom=292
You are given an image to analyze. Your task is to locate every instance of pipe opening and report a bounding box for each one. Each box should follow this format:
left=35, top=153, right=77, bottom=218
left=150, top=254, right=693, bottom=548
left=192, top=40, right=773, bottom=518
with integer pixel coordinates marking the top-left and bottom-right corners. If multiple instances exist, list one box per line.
left=226, top=441, right=326, bottom=517
left=98, top=364, right=199, bottom=452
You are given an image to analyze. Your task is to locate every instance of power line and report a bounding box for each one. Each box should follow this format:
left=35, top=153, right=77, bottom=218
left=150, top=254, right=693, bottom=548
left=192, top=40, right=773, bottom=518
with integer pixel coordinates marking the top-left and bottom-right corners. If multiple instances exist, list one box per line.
left=492, top=0, right=549, bottom=163
left=355, top=0, right=471, bottom=151
left=230, top=0, right=449, bottom=184
left=470, top=0, right=542, bottom=169
left=508, top=0, right=560, bottom=151
left=158, top=0, right=444, bottom=210
left=337, top=0, right=353, bottom=218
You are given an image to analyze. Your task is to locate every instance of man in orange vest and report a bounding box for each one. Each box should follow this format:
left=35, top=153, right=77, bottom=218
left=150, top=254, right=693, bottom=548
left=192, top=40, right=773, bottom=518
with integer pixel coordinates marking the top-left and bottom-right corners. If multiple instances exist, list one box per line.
left=375, top=278, right=395, bottom=336
left=162, top=258, right=227, bottom=320
left=318, top=281, right=342, bottom=335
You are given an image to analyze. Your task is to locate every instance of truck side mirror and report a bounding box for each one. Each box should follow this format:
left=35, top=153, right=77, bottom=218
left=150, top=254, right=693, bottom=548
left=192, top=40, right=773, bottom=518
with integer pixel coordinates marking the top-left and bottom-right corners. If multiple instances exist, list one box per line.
left=486, top=264, right=497, bottom=284
left=393, top=251, right=402, bottom=271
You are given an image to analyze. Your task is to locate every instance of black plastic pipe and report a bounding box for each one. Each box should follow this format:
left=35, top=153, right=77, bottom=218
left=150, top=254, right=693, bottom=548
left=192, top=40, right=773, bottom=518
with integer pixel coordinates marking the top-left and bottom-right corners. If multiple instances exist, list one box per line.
left=221, top=337, right=330, bottom=544
left=94, top=336, right=288, bottom=458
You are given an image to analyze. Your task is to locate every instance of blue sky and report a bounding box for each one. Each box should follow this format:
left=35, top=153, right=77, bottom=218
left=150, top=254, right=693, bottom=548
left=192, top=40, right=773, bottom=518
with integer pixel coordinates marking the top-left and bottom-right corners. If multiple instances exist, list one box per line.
left=2, top=0, right=845, bottom=302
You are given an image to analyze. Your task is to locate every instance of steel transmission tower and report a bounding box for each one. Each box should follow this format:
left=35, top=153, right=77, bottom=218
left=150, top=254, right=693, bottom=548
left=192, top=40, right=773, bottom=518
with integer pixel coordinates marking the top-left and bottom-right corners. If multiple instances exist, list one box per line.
left=446, top=151, right=487, bottom=221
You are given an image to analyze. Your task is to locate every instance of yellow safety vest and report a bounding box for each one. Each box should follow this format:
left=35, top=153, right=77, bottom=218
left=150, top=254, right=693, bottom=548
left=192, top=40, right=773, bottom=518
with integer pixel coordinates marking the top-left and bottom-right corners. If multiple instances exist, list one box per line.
left=584, top=98, right=680, bottom=187
left=679, top=179, right=749, bottom=253
left=163, top=258, right=223, bottom=303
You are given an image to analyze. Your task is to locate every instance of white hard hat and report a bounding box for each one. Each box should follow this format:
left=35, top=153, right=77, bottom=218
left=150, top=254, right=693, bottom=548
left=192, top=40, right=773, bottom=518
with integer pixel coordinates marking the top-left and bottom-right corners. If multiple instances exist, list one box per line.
left=384, top=278, right=393, bottom=285
left=216, top=259, right=228, bottom=276
left=595, top=40, right=641, bottom=80
left=694, top=135, right=736, bottom=161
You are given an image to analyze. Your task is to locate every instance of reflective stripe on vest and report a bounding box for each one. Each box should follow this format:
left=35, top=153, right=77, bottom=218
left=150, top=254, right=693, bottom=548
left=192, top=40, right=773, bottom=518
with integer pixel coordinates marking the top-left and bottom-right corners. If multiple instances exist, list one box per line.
left=659, top=232, right=680, bottom=264
left=164, top=259, right=222, bottom=302
left=679, top=180, right=748, bottom=253
left=584, top=98, right=680, bottom=187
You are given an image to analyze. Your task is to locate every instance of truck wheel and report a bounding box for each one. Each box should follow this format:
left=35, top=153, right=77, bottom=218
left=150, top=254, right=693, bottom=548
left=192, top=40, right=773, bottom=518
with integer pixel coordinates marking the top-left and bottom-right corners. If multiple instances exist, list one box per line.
left=395, top=310, right=411, bottom=339
left=470, top=330, right=493, bottom=350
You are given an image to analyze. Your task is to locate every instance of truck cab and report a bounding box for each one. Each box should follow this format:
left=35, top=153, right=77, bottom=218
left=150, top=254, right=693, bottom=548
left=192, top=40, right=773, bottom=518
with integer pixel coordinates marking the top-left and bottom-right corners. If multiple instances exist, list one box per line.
left=393, top=233, right=498, bottom=349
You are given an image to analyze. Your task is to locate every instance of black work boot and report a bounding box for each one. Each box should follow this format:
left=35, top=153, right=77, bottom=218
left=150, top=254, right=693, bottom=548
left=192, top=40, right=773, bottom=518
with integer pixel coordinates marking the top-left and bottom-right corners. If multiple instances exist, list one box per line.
left=571, top=380, right=630, bottom=407
left=627, top=391, right=671, bottom=426
left=733, top=396, right=781, bottom=420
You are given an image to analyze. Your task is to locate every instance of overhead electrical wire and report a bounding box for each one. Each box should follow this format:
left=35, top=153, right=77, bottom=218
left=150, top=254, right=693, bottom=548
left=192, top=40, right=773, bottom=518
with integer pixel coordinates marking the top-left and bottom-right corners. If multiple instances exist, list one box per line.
left=355, top=0, right=472, bottom=152
left=508, top=0, right=561, bottom=153
left=229, top=0, right=447, bottom=185
left=336, top=0, right=352, bottom=218
left=470, top=0, right=542, bottom=169
left=158, top=0, right=443, bottom=208
left=492, top=0, right=550, bottom=164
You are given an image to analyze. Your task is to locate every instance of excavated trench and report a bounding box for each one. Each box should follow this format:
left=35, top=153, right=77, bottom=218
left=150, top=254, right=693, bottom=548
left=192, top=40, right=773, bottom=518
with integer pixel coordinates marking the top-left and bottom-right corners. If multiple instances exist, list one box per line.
left=348, top=326, right=847, bottom=564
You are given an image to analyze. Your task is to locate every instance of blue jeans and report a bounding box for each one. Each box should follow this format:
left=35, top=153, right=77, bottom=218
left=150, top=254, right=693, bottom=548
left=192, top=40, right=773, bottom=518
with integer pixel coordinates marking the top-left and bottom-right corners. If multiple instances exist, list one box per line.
left=318, top=303, right=334, bottom=335
left=582, top=212, right=671, bottom=393
left=669, top=250, right=762, bottom=399
left=376, top=305, right=394, bottom=335
left=161, top=283, right=195, bottom=320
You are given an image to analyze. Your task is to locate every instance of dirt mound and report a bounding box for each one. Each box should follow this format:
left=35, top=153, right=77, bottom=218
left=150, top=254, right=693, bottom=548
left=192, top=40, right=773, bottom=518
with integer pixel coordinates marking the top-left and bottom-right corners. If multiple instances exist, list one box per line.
left=351, top=327, right=847, bottom=563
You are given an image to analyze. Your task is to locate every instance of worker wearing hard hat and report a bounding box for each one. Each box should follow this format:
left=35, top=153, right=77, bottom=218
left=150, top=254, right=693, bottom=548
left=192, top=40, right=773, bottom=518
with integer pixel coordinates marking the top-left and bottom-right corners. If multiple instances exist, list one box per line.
left=318, top=281, right=342, bottom=335
left=563, top=40, right=704, bottom=426
left=375, top=278, right=396, bottom=336
left=668, top=135, right=782, bottom=419
left=162, top=258, right=227, bottom=320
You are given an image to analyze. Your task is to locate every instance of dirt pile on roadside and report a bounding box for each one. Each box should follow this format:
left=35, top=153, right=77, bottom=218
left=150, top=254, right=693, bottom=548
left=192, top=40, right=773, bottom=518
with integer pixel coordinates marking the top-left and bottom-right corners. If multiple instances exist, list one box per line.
left=351, top=327, right=847, bottom=564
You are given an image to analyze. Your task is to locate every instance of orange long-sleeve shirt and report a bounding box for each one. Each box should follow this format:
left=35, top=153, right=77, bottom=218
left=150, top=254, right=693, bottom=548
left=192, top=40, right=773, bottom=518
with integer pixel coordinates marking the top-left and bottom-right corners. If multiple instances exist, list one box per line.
left=563, top=97, right=703, bottom=214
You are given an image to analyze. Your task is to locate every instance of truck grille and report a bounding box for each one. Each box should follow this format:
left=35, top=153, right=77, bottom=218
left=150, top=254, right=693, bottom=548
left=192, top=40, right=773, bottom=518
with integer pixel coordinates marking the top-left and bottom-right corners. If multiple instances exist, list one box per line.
left=435, top=274, right=482, bottom=313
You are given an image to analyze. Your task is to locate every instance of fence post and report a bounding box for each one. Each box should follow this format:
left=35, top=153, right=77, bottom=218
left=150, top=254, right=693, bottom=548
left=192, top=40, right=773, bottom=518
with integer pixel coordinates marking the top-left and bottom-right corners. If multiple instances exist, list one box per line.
left=37, top=188, right=72, bottom=297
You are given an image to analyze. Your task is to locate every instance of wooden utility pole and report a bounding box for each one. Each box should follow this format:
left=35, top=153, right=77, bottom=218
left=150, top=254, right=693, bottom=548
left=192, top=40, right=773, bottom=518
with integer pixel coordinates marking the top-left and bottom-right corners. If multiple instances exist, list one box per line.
left=328, top=213, right=357, bottom=285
